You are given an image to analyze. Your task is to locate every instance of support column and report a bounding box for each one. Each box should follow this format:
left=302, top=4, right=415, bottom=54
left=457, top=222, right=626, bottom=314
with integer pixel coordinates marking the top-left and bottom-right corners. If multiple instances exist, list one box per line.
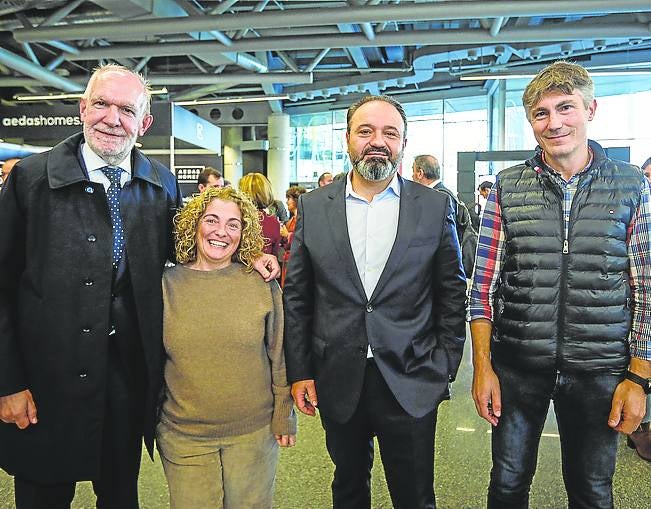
left=267, top=113, right=291, bottom=200
left=223, top=126, right=243, bottom=187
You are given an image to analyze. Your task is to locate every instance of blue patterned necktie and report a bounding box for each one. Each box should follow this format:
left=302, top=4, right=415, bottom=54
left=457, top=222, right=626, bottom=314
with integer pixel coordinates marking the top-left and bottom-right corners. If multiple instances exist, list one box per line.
left=101, top=166, right=124, bottom=268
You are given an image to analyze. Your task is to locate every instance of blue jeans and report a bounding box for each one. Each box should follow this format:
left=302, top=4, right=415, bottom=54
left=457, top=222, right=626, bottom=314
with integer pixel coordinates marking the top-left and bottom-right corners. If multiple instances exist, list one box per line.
left=488, top=362, right=622, bottom=509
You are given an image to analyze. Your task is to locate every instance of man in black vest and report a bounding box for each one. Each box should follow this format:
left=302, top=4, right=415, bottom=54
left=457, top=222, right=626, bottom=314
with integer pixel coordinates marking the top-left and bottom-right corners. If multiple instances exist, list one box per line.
left=0, top=64, right=277, bottom=509
left=469, top=61, right=651, bottom=508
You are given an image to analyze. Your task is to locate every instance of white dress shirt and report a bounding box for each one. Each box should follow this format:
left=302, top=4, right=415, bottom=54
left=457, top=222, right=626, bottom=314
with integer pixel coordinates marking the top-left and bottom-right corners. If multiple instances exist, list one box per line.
left=345, top=172, right=401, bottom=357
left=81, top=142, right=132, bottom=191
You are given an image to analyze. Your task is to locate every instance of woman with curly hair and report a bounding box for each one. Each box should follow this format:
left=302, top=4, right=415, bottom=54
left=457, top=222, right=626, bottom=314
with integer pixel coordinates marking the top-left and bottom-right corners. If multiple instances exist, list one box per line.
left=157, top=187, right=296, bottom=509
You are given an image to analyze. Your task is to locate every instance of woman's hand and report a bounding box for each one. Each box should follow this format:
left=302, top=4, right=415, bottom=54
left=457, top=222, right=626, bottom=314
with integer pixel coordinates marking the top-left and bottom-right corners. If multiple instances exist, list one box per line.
left=274, top=434, right=296, bottom=447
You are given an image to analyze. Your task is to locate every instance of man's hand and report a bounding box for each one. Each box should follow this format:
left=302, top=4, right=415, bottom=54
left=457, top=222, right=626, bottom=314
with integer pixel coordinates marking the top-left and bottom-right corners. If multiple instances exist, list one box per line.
left=472, top=365, right=502, bottom=426
left=291, top=380, right=318, bottom=416
left=0, top=389, right=38, bottom=429
left=608, top=379, right=647, bottom=434
left=274, top=434, right=297, bottom=447
left=253, top=253, right=280, bottom=282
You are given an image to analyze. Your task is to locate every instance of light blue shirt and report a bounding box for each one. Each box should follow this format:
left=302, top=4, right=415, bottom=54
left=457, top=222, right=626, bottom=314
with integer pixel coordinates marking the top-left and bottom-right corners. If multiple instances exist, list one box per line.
left=81, top=142, right=132, bottom=191
left=345, top=172, right=401, bottom=357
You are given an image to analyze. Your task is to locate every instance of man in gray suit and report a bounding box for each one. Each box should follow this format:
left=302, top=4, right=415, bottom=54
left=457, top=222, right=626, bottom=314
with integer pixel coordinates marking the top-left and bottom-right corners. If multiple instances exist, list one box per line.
left=283, top=95, right=466, bottom=509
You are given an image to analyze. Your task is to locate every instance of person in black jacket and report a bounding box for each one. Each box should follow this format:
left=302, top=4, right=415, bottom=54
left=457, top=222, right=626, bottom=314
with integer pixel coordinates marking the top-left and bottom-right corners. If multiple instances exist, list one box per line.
left=469, top=61, right=651, bottom=509
left=0, top=64, right=278, bottom=509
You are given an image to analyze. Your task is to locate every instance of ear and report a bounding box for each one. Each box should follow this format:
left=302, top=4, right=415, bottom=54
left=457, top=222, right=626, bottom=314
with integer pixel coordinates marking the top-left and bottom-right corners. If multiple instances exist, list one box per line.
left=139, top=113, right=154, bottom=136
left=587, top=99, right=597, bottom=121
left=79, top=98, right=88, bottom=121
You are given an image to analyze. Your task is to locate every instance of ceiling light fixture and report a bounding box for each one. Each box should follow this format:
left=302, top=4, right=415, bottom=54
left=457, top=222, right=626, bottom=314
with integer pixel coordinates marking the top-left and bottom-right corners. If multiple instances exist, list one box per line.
left=13, top=87, right=169, bottom=102
left=174, top=95, right=289, bottom=106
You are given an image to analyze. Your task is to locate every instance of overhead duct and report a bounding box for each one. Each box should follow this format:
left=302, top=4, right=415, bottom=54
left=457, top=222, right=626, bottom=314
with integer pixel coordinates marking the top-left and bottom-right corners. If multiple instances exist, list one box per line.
left=13, top=1, right=651, bottom=42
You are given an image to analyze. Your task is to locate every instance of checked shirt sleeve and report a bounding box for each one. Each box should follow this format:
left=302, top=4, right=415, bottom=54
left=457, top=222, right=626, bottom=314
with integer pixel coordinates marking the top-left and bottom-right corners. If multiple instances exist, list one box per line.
left=627, top=180, right=651, bottom=361
left=467, top=182, right=505, bottom=322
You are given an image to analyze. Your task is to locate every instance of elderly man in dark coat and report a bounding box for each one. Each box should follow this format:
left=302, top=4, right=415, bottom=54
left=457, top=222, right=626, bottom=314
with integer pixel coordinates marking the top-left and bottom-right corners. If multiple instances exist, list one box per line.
left=0, top=64, right=180, bottom=509
left=0, top=63, right=287, bottom=509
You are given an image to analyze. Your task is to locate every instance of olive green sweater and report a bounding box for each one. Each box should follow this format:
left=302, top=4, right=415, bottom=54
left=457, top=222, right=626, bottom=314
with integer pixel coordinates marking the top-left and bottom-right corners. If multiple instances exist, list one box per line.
left=160, top=263, right=296, bottom=438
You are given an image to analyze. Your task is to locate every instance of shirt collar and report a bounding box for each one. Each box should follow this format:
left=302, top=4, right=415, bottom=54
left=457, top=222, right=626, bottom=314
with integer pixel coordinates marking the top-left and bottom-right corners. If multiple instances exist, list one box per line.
left=81, top=142, right=132, bottom=175
left=345, top=171, right=401, bottom=202
left=541, top=147, right=593, bottom=181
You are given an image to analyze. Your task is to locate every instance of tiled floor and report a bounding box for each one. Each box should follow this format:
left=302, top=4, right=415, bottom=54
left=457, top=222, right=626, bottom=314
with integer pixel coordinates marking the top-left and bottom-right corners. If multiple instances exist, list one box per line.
left=0, top=334, right=649, bottom=508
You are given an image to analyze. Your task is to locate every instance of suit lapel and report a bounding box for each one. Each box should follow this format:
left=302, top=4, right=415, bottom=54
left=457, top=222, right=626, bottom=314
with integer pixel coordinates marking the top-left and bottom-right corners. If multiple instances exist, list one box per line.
left=325, top=180, right=367, bottom=301
left=369, top=178, right=422, bottom=301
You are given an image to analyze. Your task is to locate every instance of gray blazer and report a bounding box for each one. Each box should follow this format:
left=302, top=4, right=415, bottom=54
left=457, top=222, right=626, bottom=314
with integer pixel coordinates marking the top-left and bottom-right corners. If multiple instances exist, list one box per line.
left=283, top=174, right=466, bottom=423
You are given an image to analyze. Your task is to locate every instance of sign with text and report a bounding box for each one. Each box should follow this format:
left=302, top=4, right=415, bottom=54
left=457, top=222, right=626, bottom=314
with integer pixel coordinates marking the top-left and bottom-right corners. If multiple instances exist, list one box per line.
left=0, top=103, right=171, bottom=140
left=175, top=165, right=205, bottom=183
left=172, top=105, right=221, bottom=153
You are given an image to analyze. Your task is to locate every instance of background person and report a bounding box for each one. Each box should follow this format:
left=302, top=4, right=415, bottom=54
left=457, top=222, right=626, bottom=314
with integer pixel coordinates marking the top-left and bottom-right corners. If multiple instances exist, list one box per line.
left=628, top=155, right=651, bottom=462
left=239, top=172, right=282, bottom=258
left=280, top=185, right=307, bottom=287
left=157, top=187, right=296, bottom=508
left=197, top=167, right=224, bottom=192
left=0, top=158, right=19, bottom=190
left=318, top=172, right=333, bottom=187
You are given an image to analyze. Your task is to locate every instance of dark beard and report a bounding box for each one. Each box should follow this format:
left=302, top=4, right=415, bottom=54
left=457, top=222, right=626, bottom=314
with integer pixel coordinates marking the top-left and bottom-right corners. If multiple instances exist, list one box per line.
left=354, top=156, right=396, bottom=181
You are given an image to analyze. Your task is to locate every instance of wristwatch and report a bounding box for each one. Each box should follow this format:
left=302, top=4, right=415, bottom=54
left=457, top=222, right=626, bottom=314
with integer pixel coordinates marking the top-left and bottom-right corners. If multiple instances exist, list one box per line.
left=624, top=370, right=651, bottom=394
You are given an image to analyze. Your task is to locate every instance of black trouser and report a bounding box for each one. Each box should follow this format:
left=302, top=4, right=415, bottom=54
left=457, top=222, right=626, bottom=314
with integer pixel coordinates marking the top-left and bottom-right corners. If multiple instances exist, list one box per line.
left=488, top=362, right=621, bottom=509
left=14, top=341, right=145, bottom=509
left=320, top=359, right=438, bottom=509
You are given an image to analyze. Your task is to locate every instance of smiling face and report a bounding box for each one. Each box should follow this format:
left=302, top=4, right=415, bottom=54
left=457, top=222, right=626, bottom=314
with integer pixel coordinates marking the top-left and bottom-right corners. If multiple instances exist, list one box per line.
left=80, top=70, right=153, bottom=166
left=346, top=100, right=406, bottom=182
left=194, top=199, right=243, bottom=271
left=528, top=89, right=595, bottom=170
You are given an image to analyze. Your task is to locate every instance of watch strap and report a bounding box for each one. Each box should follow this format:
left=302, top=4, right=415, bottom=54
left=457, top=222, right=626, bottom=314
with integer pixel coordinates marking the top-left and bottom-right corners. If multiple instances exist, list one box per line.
left=624, top=370, right=651, bottom=394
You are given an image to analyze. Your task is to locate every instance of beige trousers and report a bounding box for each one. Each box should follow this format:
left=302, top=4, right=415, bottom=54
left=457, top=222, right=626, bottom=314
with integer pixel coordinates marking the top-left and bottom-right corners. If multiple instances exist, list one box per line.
left=157, top=421, right=279, bottom=509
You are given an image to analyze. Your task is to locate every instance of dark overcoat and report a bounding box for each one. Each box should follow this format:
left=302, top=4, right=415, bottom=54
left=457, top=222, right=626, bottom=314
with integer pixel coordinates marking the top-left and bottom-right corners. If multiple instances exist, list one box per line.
left=0, top=133, right=181, bottom=482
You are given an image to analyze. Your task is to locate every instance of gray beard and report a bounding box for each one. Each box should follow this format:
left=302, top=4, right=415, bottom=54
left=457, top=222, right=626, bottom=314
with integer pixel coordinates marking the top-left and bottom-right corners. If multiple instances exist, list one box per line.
left=353, top=154, right=401, bottom=182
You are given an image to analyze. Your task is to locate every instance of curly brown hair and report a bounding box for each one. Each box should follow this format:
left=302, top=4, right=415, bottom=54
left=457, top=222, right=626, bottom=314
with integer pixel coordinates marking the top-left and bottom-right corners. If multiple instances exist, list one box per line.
left=174, top=187, right=264, bottom=270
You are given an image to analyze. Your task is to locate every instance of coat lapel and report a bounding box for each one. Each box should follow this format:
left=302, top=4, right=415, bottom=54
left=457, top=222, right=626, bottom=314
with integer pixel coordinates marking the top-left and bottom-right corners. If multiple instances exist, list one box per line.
left=325, top=179, right=367, bottom=301
left=369, top=178, right=422, bottom=302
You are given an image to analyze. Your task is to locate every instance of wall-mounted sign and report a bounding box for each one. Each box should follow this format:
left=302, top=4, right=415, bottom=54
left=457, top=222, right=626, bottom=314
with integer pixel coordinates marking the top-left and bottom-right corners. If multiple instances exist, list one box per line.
left=172, top=105, right=221, bottom=153
left=175, top=165, right=205, bottom=183
left=0, top=103, right=171, bottom=140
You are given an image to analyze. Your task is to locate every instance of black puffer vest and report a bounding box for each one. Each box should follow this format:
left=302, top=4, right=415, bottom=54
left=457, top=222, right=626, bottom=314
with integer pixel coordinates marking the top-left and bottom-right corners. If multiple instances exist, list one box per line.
left=492, top=140, right=644, bottom=374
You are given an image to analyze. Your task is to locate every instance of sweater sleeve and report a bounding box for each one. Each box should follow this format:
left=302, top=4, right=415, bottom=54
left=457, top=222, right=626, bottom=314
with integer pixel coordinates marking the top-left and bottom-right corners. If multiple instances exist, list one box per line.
left=266, top=280, right=297, bottom=435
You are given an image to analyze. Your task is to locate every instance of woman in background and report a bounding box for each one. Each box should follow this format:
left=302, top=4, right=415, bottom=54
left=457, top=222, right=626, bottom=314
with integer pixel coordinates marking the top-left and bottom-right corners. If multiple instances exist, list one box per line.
left=157, top=187, right=296, bottom=509
left=239, top=172, right=283, bottom=258
left=280, top=185, right=307, bottom=287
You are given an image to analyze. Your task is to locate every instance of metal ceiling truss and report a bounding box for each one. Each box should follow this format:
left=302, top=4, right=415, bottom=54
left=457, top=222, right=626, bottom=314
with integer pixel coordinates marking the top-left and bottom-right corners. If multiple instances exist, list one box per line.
left=0, top=0, right=649, bottom=111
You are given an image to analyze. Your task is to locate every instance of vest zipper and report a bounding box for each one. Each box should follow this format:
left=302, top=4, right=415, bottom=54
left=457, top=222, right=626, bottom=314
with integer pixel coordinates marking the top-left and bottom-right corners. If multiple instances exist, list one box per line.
left=556, top=194, right=572, bottom=371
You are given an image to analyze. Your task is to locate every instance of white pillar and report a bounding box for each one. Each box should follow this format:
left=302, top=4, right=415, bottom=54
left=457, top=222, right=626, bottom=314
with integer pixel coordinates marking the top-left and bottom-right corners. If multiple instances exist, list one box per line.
left=267, top=113, right=291, bottom=200
left=223, top=126, right=243, bottom=187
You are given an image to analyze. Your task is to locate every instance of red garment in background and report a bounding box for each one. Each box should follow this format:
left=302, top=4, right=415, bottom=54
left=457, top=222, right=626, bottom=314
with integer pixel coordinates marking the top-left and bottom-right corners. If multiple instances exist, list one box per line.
left=260, top=211, right=282, bottom=257
left=280, top=215, right=297, bottom=287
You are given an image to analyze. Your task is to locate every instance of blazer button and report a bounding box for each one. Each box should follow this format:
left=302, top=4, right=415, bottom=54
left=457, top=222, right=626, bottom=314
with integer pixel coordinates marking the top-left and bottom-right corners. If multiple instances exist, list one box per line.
left=79, top=372, right=88, bottom=379
left=87, top=234, right=97, bottom=242
left=366, top=304, right=373, bottom=313
left=82, top=327, right=91, bottom=333
left=84, top=279, right=94, bottom=286
left=85, top=186, right=94, bottom=194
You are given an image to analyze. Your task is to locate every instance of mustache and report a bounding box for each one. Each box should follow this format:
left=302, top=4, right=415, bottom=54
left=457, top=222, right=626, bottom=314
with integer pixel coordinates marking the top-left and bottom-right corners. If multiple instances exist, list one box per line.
left=353, top=145, right=391, bottom=164
left=362, top=146, right=391, bottom=157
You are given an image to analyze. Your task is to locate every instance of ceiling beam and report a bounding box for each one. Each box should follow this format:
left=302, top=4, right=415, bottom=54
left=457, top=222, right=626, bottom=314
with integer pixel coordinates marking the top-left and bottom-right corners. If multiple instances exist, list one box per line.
left=62, top=22, right=651, bottom=60
left=13, top=1, right=651, bottom=43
